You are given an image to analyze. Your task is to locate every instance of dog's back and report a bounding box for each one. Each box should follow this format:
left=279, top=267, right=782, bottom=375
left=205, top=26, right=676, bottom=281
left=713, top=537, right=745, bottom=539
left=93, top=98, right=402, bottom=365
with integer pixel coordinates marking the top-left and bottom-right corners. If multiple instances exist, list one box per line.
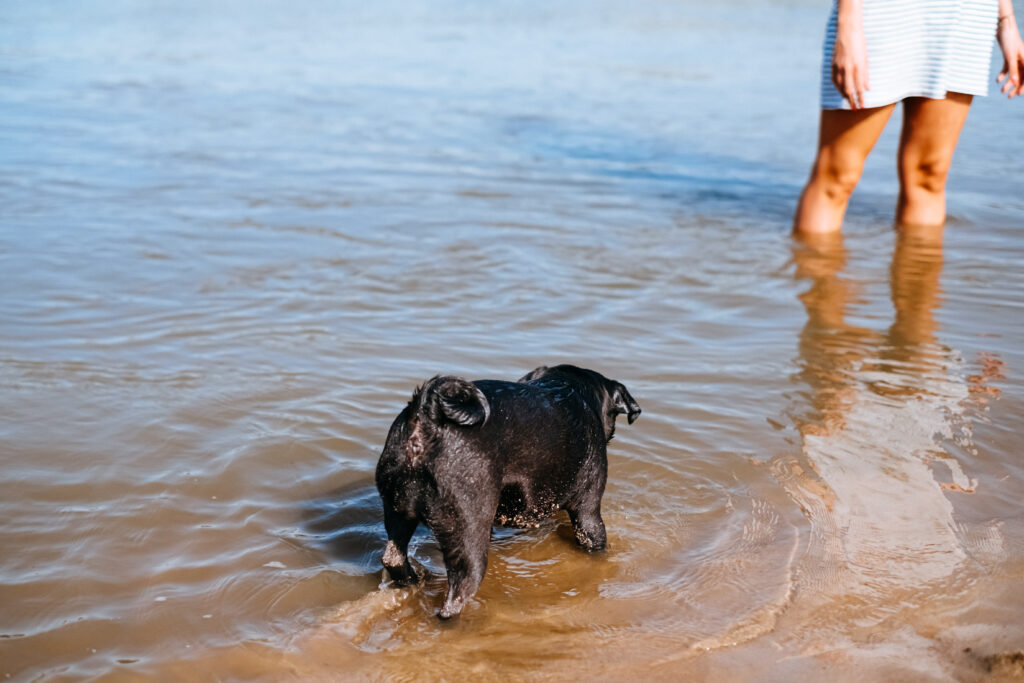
left=377, top=375, right=595, bottom=521
left=375, top=365, right=640, bottom=618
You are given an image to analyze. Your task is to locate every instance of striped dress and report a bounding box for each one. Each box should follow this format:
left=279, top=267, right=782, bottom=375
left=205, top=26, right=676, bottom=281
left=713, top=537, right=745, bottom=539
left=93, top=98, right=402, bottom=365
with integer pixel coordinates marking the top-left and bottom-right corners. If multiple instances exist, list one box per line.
left=821, top=0, right=999, bottom=109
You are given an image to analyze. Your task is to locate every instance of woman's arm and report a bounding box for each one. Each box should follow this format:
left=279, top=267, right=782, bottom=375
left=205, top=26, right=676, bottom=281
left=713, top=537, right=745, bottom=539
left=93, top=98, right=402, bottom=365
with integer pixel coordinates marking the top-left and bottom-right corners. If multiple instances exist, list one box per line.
left=832, top=0, right=870, bottom=109
left=997, top=0, right=1024, bottom=98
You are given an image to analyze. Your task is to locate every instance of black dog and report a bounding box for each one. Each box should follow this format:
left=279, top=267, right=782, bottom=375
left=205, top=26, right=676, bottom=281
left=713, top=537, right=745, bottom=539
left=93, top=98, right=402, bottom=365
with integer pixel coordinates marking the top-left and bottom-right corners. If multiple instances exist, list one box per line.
left=375, top=364, right=640, bottom=618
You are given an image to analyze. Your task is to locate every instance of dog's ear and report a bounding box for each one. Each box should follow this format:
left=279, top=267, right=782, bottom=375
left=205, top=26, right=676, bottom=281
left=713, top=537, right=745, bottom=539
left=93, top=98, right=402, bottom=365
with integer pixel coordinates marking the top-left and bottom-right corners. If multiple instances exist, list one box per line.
left=422, top=377, right=490, bottom=427
left=610, top=382, right=641, bottom=424
left=518, top=366, right=549, bottom=382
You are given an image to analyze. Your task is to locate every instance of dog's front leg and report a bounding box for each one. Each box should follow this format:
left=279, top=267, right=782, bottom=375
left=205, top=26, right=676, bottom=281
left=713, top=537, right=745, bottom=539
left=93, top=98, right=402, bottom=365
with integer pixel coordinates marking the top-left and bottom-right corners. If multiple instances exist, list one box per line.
left=435, top=514, right=491, bottom=620
left=382, top=508, right=419, bottom=586
left=567, top=504, right=607, bottom=551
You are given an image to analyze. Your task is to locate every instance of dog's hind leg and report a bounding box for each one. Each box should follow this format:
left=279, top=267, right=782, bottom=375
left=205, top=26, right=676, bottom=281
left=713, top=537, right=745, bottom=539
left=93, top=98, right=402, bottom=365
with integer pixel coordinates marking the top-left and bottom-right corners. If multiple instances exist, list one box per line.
left=382, top=509, right=419, bottom=586
left=435, top=514, right=491, bottom=620
left=566, top=471, right=608, bottom=551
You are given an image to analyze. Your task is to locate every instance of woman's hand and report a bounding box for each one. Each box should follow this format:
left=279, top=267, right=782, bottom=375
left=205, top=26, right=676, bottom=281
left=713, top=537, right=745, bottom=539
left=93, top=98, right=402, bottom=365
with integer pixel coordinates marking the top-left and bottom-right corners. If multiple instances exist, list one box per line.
left=997, top=14, right=1024, bottom=98
left=832, top=17, right=870, bottom=109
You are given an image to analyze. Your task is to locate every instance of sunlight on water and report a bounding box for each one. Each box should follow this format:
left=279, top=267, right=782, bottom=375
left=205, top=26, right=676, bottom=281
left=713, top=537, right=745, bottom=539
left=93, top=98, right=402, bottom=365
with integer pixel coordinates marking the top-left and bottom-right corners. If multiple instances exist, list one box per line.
left=2, top=0, right=1024, bottom=680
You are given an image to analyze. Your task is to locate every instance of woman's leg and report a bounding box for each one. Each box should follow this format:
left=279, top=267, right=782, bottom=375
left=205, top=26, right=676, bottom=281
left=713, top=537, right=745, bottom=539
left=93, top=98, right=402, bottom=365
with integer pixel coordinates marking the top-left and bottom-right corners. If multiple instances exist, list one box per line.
left=895, top=93, right=973, bottom=227
left=794, top=104, right=897, bottom=234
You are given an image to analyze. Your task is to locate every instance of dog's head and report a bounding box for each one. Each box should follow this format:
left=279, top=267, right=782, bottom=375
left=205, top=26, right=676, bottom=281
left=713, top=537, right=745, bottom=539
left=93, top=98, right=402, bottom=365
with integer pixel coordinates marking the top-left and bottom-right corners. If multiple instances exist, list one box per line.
left=520, top=364, right=641, bottom=441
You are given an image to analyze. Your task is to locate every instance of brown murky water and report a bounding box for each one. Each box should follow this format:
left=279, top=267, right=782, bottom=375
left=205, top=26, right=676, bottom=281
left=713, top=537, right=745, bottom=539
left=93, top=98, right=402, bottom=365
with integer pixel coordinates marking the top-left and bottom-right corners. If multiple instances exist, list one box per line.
left=2, top=1, right=1023, bottom=680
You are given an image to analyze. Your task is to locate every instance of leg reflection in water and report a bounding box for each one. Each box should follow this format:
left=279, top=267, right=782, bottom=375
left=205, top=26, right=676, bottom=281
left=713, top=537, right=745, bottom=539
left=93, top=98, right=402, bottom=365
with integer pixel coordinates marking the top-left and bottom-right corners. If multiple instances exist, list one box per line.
left=778, top=225, right=1002, bottom=651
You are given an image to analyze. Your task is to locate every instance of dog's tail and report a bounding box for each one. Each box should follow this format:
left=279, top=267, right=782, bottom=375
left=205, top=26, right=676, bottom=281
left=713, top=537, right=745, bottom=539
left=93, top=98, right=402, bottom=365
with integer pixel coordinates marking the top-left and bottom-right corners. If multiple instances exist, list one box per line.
left=402, top=377, right=489, bottom=466
left=416, top=376, right=490, bottom=428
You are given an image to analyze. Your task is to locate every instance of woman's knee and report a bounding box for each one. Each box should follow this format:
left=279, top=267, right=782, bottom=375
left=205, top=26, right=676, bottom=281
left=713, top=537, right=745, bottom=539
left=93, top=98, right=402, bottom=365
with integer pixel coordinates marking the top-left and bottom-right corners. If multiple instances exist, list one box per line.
left=812, top=153, right=864, bottom=202
left=897, top=95, right=971, bottom=198
left=900, top=155, right=952, bottom=195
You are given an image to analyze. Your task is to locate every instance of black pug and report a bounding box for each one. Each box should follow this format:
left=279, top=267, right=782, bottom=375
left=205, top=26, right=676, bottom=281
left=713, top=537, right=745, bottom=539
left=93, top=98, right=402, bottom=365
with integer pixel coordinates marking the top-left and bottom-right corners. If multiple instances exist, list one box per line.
left=375, top=364, right=641, bottom=619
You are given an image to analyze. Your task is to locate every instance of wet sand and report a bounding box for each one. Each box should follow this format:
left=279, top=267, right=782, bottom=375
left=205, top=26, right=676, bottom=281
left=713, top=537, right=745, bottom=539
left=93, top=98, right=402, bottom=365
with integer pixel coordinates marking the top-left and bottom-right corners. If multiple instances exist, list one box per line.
left=2, top=1, right=1023, bottom=680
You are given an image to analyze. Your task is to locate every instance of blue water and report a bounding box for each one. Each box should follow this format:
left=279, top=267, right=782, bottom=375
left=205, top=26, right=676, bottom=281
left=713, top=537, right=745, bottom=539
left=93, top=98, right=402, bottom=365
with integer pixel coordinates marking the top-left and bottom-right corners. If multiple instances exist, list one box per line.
left=2, top=1, right=1023, bottom=680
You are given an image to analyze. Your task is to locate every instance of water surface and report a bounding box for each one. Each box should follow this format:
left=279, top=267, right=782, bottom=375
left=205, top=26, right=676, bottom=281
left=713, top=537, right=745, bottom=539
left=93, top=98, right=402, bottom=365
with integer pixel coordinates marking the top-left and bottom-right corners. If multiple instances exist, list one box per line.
left=2, top=1, right=1023, bottom=680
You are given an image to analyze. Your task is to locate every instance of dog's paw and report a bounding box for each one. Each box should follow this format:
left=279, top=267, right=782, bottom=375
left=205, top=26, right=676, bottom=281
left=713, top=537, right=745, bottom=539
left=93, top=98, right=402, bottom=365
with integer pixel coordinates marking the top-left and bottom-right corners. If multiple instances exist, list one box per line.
left=438, top=598, right=465, bottom=620
left=380, top=565, right=420, bottom=589
left=577, top=537, right=607, bottom=553
left=381, top=542, right=421, bottom=586
left=385, top=565, right=420, bottom=587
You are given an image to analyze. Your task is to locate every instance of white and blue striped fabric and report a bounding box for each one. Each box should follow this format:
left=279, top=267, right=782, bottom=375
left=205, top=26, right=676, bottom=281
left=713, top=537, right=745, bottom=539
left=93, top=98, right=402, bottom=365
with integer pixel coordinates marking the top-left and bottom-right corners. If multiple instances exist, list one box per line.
left=821, top=0, right=999, bottom=109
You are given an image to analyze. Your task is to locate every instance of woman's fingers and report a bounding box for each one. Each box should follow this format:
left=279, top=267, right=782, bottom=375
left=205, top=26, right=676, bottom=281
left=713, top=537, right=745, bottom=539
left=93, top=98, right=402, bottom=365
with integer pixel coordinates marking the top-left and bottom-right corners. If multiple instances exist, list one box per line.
left=832, top=64, right=852, bottom=108
left=844, top=73, right=858, bottom=109
left=996, top=18, right=1024, bottom=98
left=832, top=23, right=869, bottom=109
left=999, top=52, right=1023, bottom=97
left=853, top=65, right=868, bottom=110
left=998, top=59, right=1013, bottom=96
left=833, top=62, right=862, bottom=109
left=1016, top=52, right=1024, bottom=96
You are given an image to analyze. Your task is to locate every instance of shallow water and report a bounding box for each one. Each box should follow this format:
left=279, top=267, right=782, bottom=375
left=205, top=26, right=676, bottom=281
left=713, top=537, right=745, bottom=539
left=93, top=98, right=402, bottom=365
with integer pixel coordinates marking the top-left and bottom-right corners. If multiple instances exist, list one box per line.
left=2, top=1, right=1024, bottom=680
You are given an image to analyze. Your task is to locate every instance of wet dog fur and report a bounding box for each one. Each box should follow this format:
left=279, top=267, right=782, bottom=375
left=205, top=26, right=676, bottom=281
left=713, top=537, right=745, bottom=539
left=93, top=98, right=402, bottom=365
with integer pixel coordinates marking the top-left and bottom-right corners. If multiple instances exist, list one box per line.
left=375, top=364, right=640, bottom=619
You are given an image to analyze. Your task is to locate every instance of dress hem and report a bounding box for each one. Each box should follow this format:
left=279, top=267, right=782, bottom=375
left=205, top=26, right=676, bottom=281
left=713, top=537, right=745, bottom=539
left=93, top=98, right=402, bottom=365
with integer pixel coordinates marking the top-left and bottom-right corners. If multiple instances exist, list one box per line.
left=821, top=88, right=990, bottom=110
